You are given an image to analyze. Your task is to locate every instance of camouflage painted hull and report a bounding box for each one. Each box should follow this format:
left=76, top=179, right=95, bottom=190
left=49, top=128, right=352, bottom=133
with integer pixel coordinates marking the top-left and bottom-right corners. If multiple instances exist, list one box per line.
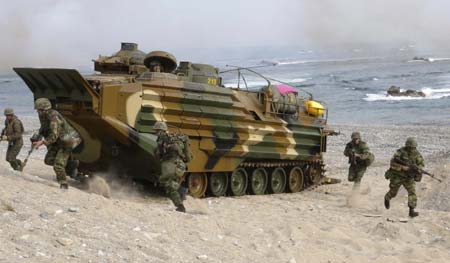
left=14, top=67, right=330, bottom=197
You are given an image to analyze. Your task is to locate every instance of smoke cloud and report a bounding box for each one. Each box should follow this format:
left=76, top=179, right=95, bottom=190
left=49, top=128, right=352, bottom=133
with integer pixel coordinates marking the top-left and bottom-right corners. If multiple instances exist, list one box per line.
left=0, top=0, right=302, bottom=70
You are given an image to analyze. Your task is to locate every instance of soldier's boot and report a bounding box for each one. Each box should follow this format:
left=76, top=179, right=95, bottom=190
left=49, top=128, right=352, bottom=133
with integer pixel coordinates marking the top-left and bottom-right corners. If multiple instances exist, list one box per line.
left=175, top=203, right=186, bottom=213
left=178, top=186, right=188, bottom=201
left=60, top=183, right=69, bottom=191
left=9, top=160, right=20, bottom=171
left=384, top=198, right=390, bottom=209
left=15, top=160, right=22, bottom=171
left=17, top=160, right=24, bottom=171
left=409, top=207, right=419, bottom=218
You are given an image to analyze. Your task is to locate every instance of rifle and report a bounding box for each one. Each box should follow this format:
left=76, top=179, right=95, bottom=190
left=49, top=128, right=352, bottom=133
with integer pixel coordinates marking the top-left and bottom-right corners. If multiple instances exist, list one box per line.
left=394, top=157, right=442, bottom=183
left=349, top=149, right=357, bottom=165
left=19, top=146, right=35, bottom=172
left=20, top=133, right=42, bottom=172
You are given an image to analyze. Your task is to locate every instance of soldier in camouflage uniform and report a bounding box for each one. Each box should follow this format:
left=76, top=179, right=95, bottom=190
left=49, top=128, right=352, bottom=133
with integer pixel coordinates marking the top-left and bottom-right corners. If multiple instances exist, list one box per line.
left=384, top=138, right=423, bottom=218
left=1, top=108, right=24, bottom=170
left=150, top=61, right=163, bottom=73
left=32, top=98, right=82, bottom=190
left=154, top=121, right=192, bottom=213
left=344, top=132, right=373, bottom=190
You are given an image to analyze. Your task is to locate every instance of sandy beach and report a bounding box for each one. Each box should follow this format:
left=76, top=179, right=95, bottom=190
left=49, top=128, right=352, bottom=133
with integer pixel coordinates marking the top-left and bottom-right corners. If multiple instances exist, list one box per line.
left=1, top=122, right=450, bottom=262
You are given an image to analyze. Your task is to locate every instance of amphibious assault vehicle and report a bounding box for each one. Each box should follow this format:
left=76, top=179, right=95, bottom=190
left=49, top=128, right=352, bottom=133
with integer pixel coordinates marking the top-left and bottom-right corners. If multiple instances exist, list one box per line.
left=14, top=43, right=333, bottom=198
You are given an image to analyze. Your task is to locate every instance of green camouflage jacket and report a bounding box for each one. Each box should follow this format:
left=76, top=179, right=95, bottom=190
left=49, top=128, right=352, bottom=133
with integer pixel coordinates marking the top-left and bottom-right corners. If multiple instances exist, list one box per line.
left=2, top=115, right=24, bottom=142
left=344, top=141, right=371, bottom=166
left=39, top=109, right=81, bottom=149
left=390, top=147, right=424, bottom=175
left=156, top=132, right=192, bottom=162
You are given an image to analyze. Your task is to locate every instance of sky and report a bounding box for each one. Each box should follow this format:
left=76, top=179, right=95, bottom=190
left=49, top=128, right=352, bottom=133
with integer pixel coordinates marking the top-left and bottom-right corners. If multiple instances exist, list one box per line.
left=0, top=0, right=449, bottom=70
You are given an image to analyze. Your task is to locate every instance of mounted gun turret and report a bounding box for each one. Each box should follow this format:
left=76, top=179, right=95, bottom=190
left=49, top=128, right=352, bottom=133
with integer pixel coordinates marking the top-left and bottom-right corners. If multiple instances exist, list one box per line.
left=94, top=42, right=147, bottom=75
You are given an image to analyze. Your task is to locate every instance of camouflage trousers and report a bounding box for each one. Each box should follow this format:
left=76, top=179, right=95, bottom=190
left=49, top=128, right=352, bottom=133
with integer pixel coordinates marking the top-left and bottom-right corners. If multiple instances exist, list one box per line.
left=348, top=164, right=367, bottom=185
left=6, top=140, right=23, bottom=171
left=159, top=157, right=186, bottom=206
left=44, top=145, right=71, bottom=185
left=384, top=175, right=417, bottom=208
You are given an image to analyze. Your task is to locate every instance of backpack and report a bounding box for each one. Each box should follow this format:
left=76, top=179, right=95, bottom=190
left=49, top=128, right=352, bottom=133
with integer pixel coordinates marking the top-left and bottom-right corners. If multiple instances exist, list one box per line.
left=171, top=134, right=193, bottom=162
left=364, top=152, right=375, bottom=166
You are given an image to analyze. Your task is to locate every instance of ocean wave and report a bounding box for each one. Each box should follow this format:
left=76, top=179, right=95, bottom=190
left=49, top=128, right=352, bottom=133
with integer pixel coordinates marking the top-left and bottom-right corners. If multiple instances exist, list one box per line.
left=364, top=87, right=450, bottom=101
left=290, top=78, right=309, bottom=83
left=408, top=57, right=450, bottom=63
left=431, top=57, right=450, bottom=62
left=277, top=60, right=308, bottom=66
left=224, top=77, right=309, bottom=88
left=340, top=76, right=379, bottom=84
left=265, top=56, right=379, bottom=67
left=387, top=73, right=415, bottom=79
left=223, top=80, right=268, bottom=88
left=422, top=87, right=450, bottom=94
left=352, top=76, right=380, bottom=83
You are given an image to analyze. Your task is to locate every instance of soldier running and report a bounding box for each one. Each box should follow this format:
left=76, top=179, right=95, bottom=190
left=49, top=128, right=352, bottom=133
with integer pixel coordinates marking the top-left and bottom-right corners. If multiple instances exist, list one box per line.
left=32, top=98, right=82, bottom=190
left=384, top=137, right=423, bottom=218
left=153, top=121, right=192, bottom=213
left=343, top=132, right=373, bottom=190
left=1, top=108, right=24, bottom=170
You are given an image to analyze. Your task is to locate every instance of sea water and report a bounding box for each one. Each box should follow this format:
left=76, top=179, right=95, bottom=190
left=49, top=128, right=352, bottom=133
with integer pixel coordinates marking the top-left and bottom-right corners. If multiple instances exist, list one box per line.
left=1, top=47, right=450, bottom=126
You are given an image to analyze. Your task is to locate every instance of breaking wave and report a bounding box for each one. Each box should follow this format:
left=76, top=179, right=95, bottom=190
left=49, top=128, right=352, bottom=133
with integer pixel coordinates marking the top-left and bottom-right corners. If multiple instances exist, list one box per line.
left=408, top=57, right=450, bottom=63
left=364, top=87, right=450, bottom=101
left=277, top=60, right=309, bottom=66
left=263, top=56, right=379, bottom=67
left=223, top=80, right=268, bottom=88
left=223, top=77, right=309, bottom=88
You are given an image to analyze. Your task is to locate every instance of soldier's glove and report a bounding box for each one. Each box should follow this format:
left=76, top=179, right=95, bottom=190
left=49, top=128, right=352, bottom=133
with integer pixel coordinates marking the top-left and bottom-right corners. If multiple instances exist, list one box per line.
left=401, top=165, right=410, bottom=172
left=354, top=153, right=361, bottom=160
left=1, top=135, right=7, bottom=141
left=32, top=140, right=45, bottom=149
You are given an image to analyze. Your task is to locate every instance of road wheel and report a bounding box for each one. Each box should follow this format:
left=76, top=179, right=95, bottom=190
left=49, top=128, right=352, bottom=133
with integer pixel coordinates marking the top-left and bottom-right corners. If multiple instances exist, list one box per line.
left=208, top=172, right=228, bottom=197
left=249, top=168, right=268, bottom=195
left=229, top=168, right=248, bottom=196
left=188, top=173, right=207, bottom=198
left=306, top=164, right=323, bottom=186
left=288, top=166, right=304, bottom=193
left=269, top=167, right=287, bottom=194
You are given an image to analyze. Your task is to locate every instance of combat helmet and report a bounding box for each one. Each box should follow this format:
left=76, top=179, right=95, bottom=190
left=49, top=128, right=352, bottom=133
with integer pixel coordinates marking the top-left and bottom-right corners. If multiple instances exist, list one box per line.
left=153, top=121, right=168, bottom=131
left=405, top=137, right=417, bottom=148
left=144, top=51, right=177, bottom=73
left=3, top=108, right=14, bottom=115
left=34, top=98, right=52, bottom=110
left=351, top=132, right=361, bottom=140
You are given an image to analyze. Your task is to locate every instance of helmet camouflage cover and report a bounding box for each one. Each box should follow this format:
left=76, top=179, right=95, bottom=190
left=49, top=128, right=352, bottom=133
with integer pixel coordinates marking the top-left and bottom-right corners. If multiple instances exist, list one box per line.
left=3, top=108, right=14, bottom=115
left=351, top=132, right=361, bottom=139
left=34, top=98, right=52, bottom=110
left=153, top=121, right=168, bottom=131
left=405, top=137, right=417, bottom=148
